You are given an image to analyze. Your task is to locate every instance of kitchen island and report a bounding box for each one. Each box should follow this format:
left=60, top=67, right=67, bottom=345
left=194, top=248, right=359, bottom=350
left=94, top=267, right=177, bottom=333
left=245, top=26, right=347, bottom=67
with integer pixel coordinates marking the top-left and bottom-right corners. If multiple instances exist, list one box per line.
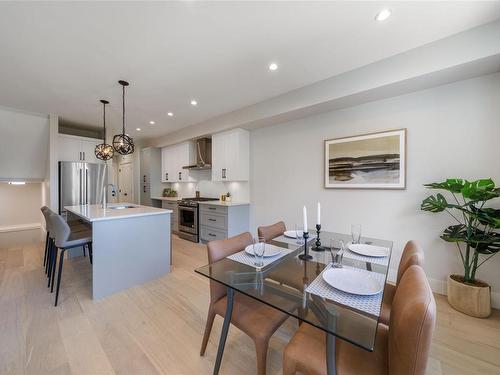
left=65, top=203, right=171, bottom=299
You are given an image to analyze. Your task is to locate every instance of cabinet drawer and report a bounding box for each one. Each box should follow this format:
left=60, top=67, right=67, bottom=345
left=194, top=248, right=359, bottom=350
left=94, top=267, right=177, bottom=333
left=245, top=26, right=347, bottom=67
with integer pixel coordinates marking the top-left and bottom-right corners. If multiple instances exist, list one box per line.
left=200, top=213, right=227, bottom=231
left=200, top=227, right=227, bottom=242
left=200, top=204, right=227, bottom=215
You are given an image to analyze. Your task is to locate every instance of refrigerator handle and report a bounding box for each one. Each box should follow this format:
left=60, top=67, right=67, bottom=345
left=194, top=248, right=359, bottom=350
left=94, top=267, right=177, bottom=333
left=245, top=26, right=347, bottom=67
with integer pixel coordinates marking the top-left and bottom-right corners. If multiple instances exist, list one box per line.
left=85, top=168, right=88, bottom=205
left=79, top=168, right=83, bottom=205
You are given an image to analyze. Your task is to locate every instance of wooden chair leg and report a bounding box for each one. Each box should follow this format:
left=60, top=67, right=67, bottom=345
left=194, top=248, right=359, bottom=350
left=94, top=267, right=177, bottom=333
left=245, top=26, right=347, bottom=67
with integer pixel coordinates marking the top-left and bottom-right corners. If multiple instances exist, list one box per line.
left=255, top=338, right=270, bottom=375
left=200, top=308, right=216, bottom=356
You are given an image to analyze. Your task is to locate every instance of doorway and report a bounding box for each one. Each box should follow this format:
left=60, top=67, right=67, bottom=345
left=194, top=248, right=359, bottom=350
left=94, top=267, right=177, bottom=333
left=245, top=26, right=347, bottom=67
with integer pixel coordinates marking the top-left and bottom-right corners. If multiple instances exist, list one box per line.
left=118, top=162, right=133, bottom=203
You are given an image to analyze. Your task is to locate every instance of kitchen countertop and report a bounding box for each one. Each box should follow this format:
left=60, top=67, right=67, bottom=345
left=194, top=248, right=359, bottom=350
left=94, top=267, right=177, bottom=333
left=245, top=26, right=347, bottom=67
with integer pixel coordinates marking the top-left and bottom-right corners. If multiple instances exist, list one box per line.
left=151, top=196, right=181, bottom=202
left=198, top=201, right=250, bottom=207
left=65, top=203, right=172, bottom=222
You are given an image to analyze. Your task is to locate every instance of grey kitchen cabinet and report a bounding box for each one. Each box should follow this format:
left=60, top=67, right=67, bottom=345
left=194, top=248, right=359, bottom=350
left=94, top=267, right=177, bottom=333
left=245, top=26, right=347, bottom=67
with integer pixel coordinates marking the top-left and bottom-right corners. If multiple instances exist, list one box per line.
left=199, top=203, right=249, bottom=243
left=162, top=200, right=179, bottom=234
left=140, top=147, right=162, bottom=206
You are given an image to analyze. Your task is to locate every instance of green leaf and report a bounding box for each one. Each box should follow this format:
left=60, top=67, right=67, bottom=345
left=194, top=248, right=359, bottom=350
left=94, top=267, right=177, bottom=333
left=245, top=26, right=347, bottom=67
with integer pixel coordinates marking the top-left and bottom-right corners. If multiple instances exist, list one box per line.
left=441, top=224, right=468, bottom=242
left=469, top=232, right=500, bottom=255
left=470, top=207, right=500, bottom=228
left=424, top=179, right=467, bottom=193
left=421, top=194, right=449, bottom=213
left=462, top=179, right=498, bottom=201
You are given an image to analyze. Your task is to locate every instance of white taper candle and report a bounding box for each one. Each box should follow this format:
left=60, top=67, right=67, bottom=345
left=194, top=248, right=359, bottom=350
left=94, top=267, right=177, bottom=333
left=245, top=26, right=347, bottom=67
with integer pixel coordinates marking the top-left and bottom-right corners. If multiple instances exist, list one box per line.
left=317, top=202, right=321, bottom=225
left=303, top=205, right=308, bottom=233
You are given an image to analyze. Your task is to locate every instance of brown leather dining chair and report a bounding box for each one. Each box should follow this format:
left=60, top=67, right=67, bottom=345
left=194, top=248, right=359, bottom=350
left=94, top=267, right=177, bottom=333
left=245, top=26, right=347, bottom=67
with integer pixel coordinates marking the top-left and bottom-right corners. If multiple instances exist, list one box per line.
left=283, top=265, right=436, bottom=375
left=380, top=240, right=424, bottom=325
left=200, top=232, right=291, bottom=375
left=257, top=221, right=286, bottom=242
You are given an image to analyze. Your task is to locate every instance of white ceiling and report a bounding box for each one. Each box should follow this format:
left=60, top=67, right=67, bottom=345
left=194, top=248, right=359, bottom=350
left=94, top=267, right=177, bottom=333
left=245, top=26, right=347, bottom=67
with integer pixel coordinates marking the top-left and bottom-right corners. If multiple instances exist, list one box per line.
left=1, top=1, right=499, bottom=141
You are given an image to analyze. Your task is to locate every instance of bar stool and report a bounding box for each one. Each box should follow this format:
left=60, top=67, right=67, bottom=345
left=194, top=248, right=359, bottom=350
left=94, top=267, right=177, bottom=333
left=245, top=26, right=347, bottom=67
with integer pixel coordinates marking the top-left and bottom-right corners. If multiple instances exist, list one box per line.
left=48, top=213, right=93, bottom=306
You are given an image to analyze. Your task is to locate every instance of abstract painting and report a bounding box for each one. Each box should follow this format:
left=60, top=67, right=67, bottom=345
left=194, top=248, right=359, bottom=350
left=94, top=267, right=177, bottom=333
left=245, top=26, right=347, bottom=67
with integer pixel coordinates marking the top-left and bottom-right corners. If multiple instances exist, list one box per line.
left=324, top=129, right=406, bottom=189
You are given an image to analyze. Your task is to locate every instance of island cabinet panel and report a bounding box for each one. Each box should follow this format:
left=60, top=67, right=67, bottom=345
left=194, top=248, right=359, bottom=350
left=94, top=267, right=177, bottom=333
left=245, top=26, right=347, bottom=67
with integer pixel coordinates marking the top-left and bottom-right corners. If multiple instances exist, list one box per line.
left=161, top=142, right=196, bottom=183
left=199, top=203, right=249, bottom=243
left=211, top=128, right=249, bottom=182
left=162, top=200, right=179, bottom=233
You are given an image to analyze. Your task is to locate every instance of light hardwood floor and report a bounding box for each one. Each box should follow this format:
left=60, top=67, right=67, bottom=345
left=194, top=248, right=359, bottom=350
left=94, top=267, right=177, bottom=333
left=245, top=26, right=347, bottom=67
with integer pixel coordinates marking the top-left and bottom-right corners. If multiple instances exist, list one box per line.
left=1, top=231, right=500, bottom=375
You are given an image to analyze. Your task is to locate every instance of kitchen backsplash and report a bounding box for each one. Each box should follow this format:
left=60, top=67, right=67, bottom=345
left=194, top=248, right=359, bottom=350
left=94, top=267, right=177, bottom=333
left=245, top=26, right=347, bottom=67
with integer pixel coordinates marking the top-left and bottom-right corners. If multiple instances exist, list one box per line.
left=163, top=179, right=249, bottom=202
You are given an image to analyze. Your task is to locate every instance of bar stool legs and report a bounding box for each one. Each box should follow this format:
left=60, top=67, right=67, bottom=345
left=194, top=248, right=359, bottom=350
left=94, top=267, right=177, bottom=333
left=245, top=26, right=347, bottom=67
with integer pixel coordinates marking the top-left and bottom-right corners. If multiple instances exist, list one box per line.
left=54, top=249, right=66, bottom=306
left=43, top=231, right=49, bottom=268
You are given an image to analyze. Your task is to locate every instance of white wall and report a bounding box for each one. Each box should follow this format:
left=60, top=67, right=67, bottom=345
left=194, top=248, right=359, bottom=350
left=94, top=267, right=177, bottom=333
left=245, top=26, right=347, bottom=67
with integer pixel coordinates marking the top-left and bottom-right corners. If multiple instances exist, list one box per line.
left=250, top=73, right=500, bottom=304
left=0, top=106, right=49, bottom=181
left=0, top=183, right=43, bottom=229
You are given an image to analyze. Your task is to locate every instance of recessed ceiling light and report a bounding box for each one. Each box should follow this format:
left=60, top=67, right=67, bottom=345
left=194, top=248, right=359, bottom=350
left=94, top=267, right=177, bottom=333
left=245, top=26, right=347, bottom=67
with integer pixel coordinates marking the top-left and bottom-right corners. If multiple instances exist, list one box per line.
left=167, top=112, right=173, bottom=117
left=375, top=9, right=392, bottom=22
left=190, top=100, right=198, bottom=106
left=269, top=62, right=278, bottom=71
left=8, top=181, right=26, bottom=185
left=136, top=128, right=141, bottom=131
left=149, top=121, right=155, bottom=125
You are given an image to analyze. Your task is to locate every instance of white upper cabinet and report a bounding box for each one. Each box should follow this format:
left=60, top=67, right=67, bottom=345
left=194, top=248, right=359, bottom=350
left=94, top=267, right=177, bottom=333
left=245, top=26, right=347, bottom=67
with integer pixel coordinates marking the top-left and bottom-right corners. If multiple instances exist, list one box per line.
left=212, top=129, right=249, bottom=182
left=58, top=134, right=103, bottom=163
left=161, top=142, right=196, bottom=183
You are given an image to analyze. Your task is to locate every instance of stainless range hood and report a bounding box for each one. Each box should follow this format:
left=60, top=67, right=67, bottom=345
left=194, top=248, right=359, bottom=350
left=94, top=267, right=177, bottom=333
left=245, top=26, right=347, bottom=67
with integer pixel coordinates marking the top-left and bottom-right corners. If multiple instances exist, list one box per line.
left=183, top=137, right=212, bottom=170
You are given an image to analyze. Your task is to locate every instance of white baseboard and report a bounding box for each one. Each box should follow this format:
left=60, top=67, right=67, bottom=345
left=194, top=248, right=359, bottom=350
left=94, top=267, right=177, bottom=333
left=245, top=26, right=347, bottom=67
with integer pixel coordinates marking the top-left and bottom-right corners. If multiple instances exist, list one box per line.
left=427, top=277, right=500, bottom=309
left=0, top=223, right=42, bottom=233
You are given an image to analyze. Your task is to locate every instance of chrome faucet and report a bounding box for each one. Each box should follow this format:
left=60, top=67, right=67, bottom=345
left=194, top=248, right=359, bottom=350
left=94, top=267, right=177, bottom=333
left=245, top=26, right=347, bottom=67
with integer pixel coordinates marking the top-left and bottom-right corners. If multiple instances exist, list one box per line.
left=102, top=183, right=116, bottom=209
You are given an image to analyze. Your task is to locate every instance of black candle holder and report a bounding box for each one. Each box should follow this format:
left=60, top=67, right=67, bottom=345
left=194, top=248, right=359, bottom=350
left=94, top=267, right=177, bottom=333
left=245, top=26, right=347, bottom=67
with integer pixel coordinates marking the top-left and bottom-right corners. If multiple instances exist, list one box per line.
left=298, top=232, right=313, bottom=260
left=311, top=224, right=325, bottom=252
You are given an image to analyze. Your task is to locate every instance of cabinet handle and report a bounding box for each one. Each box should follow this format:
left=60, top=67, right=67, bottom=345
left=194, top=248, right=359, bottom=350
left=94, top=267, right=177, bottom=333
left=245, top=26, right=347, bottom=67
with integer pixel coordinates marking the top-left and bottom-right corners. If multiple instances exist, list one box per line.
left=208, top=218, right=216, bottom=222
left=79, top=151, right=82, bottom=160
left=83, top=151, right=85, bottom=160
left=178, top=172, right=182, bottom=181
left=165, top=173, right=168, bottom=181
left=222, top=168, right=226, bottom=179
left=208, top=207, right=216, bottom=210
left=208, top=233, right=216, bottom=237
left=143, top=175, right=146, bottom=182
left=143, top=186, right=146, bottom=193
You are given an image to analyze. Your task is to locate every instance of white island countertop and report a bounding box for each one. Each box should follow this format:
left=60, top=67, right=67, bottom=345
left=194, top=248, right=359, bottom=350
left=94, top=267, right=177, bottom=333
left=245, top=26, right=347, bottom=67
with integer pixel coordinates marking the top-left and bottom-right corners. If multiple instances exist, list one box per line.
left=198, top=201, right=250, bottom=207
left=65, top=203, right=172, bottom=222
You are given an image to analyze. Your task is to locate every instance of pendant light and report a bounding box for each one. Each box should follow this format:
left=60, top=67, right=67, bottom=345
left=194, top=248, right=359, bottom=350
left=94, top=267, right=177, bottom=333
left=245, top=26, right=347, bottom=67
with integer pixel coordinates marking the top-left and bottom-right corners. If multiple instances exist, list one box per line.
left=95, top=99, right=114, bottom=161
left=113, top=80, right=135, bottom=155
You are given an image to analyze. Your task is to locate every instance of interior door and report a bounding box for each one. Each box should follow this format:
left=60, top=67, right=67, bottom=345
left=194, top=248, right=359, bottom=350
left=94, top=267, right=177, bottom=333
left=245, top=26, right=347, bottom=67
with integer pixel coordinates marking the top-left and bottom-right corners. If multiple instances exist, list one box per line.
left=118, top=162, right=133, bottom=203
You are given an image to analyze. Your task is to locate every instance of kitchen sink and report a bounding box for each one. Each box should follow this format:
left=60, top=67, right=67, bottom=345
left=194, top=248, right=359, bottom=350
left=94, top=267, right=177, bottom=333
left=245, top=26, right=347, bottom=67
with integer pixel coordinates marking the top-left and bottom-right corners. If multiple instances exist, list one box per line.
left=108, top=205, right=137, bottom=210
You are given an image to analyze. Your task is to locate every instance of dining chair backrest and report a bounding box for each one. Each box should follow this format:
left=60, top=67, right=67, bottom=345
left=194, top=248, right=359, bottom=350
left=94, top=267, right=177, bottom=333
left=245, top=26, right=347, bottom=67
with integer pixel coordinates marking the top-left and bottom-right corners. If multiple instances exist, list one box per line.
left=257, top=221, right=286, bottom=242
left=41, top=207, right=54, bottom=236
left=48, top=213, right=71, bottom=249
left=206, top=232, right=253, bottom=303
left=396, top=241, right=425, bottom=285
left=388, top=265, right=436, bottom=375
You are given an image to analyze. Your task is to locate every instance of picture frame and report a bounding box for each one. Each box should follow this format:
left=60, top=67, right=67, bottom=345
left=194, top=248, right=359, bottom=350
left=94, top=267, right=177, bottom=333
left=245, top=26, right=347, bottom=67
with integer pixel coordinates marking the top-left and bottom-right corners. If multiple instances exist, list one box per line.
left=324, top=129, right=406, bottom=189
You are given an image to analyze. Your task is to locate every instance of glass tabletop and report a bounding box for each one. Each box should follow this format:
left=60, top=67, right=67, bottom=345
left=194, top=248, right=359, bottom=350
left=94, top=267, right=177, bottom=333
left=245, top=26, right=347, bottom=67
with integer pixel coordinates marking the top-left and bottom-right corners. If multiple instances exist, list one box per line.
left=195, top=231, right=393, bottom=351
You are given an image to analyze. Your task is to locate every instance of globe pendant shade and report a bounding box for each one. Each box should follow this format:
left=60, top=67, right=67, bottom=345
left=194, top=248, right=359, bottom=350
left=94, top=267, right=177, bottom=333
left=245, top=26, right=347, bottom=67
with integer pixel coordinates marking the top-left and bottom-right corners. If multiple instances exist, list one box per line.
left=95, top=143, right=114, bottom=161
left=113, top=133, right=135, bottom=155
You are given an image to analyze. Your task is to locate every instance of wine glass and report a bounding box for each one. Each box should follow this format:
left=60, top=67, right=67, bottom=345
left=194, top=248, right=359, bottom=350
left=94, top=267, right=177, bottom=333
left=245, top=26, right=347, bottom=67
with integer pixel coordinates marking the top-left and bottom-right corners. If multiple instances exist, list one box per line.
left=351, top=224, right=362, bottom=244
left=253, top=236, right=266, bottom=269
left=295, top=224, right=303, bottom=245
left=332, top=240, right=346, bottom=268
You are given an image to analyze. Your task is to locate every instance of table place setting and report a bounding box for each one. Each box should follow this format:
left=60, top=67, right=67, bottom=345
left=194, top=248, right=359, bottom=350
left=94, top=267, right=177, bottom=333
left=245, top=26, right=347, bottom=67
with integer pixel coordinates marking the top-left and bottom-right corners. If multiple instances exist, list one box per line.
left=342, top=243, right=391, bottom=266
left=305, top=263, right=386, bottom=316
left=227, top=242, right=295, bottom=269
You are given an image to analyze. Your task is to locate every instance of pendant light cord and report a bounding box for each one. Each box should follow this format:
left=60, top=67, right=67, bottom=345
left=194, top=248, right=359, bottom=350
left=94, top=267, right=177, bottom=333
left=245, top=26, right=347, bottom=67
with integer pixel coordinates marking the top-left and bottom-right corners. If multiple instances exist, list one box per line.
left=122, top=84, right=126, bottom=134
left=102, top=101, right=106, bottom=142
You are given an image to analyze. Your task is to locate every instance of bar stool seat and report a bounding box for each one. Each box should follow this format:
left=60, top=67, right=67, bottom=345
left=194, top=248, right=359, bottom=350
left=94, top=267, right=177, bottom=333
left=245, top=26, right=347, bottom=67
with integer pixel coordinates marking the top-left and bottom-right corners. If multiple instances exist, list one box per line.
left=48, top=213, right=93, bottom=306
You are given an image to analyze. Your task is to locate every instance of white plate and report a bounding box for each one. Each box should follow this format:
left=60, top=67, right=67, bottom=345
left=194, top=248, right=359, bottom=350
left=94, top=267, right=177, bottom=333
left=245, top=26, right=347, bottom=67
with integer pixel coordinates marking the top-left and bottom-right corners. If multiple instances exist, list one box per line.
left=348, top=244, right=389, bottom=258
left=244, top=243, right=282, bottom=257
left=284, top=230, right=303, bottom=238
left=322, top=268, right=383, bottom=296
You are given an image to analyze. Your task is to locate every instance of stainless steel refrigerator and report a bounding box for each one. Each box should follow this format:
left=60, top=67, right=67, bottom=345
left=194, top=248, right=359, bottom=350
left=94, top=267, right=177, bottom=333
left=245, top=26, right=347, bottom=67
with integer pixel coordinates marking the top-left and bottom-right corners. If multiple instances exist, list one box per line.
left=59, top=161, right=107, bottom=215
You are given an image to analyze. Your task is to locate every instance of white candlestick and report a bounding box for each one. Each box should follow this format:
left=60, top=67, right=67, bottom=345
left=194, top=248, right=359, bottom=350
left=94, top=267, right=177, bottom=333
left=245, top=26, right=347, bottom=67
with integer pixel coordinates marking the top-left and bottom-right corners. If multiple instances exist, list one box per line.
left=317, top=202, right=321, bottom=225
left=303, top=206, right=308, bottom=233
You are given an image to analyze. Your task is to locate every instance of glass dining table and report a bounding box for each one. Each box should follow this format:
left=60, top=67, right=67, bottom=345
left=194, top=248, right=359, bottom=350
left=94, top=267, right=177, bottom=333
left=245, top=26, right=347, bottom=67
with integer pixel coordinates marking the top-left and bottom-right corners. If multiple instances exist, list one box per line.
left=195, top=231, right=393, bottom=375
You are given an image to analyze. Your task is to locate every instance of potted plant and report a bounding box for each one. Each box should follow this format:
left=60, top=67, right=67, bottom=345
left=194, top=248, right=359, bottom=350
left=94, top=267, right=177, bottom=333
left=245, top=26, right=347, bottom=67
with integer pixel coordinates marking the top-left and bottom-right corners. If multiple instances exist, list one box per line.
left=421, top=178, right=500, bottom=318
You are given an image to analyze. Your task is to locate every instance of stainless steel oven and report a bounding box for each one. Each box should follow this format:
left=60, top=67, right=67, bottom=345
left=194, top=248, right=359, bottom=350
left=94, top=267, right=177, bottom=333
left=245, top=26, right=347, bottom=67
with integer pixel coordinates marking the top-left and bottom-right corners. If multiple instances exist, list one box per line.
left=177, top=197, right=218, bottom=242
left=178, top=204, right=198, bottom=242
